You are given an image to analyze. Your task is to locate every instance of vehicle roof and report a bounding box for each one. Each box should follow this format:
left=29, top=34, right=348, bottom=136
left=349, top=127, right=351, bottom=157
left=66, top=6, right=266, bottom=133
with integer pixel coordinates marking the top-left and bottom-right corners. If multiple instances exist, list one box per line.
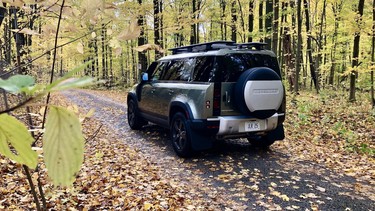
left=158, top=48, right=276, bottom=62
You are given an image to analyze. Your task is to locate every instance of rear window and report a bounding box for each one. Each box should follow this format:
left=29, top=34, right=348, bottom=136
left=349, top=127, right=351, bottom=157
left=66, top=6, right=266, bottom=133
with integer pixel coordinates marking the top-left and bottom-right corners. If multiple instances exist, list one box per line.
left=217, top=53, right=281, bottom=82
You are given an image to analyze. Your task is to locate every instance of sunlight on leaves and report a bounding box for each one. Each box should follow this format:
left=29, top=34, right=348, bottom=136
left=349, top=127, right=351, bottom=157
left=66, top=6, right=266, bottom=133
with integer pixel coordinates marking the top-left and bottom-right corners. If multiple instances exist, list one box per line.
left=43, top=106, right=84, bottom=186
left=0, top=114, right=37, bottom=168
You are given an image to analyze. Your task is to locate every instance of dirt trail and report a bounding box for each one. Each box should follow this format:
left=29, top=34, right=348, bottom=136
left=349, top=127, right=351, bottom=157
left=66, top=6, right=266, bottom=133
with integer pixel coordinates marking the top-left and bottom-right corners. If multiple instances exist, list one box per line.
left=63, top=89, right=375, bottom=210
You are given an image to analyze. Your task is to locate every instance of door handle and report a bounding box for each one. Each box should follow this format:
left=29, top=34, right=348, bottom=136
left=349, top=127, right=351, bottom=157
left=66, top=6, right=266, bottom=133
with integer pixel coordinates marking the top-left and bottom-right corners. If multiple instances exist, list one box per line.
left=151, top=89, right=156, bottom=93
left=225, top=91, right=231, bottom=104
left=168, top=90, right=174, bottom=95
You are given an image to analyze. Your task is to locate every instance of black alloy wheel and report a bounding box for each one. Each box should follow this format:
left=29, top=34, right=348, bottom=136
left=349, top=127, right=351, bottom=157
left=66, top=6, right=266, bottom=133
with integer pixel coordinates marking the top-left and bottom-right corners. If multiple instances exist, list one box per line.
left=171, top=112, right=193, bottom=157
left=127, top=99, right=146, bottom=130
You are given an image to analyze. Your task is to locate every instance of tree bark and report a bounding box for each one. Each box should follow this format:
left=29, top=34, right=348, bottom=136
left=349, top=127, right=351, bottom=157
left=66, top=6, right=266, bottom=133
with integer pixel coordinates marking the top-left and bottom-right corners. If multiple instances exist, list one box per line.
left=154, top=0, right=162, bottom=59
left=317, top=0, right=326, bottom=87
left=259, top=0, right=263, bottom=42
left=272, top=0, right=279, bottom=53
left=329, top=1, right=343, bottom=85
left=101, top=23, right=107, bottom=80
left=248, top=0, right=254, bottom=42
left=231, top=0, right=237, bottom=42
left=349, top=0, right=365, bottom=102
left=295, top=0, right=302, bottom=93
left=220, top=0, right=226, bottom=40
left=304, top=0, right=319, bottom=93
left=190, top=0, right=197, bottom=44
left=138, top=0, right=148, bottom=73
left=264, top=0, right=272, bottom=49
left=237, top=0, right=246, bottom=42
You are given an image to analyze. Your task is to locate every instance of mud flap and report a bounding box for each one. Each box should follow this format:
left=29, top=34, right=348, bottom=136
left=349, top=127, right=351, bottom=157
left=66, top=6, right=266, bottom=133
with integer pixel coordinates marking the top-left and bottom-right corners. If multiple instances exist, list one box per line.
left=190, top=130, right=214, bottom=151
left=267, top=124, right=285, bottom=141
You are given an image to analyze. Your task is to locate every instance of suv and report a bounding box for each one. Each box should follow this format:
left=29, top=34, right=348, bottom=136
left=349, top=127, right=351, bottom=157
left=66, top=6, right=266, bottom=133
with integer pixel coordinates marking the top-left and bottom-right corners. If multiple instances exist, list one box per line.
left=127, top=41, right=285, bottom=157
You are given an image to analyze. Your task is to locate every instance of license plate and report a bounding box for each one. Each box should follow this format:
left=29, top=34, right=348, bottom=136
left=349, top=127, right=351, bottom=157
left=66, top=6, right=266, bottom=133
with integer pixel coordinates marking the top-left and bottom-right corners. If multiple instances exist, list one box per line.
left=245, top=121, right=261, bottom=132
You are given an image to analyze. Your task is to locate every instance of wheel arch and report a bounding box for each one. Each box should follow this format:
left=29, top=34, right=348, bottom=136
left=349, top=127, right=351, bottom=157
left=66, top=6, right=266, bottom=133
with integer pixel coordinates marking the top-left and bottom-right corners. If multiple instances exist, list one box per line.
left=127, top=92, right=138, bottom=104
left=169, top=101, right=194, bottom=125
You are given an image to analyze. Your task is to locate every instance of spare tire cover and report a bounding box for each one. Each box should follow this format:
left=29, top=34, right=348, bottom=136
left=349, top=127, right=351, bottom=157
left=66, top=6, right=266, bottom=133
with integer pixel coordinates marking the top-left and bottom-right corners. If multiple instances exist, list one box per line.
left=234, top=67, right=284, bottom=119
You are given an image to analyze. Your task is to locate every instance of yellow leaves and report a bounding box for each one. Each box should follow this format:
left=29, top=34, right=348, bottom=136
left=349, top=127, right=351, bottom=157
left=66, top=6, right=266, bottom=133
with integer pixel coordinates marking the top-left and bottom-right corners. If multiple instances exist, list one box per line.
left=117, top=20, right=141, bottom=41
left=249, top=184, right=259, bottom=191
left=144, top=202, right=153, bottom=210
left=269, top=187, right=290, bottom=201
left=134, top=44, right=165, bottom=53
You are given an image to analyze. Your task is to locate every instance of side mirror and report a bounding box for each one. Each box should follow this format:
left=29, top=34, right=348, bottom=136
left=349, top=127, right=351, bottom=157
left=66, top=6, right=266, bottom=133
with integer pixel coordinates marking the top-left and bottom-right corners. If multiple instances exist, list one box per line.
left=141, top=73, right=149, bottom=82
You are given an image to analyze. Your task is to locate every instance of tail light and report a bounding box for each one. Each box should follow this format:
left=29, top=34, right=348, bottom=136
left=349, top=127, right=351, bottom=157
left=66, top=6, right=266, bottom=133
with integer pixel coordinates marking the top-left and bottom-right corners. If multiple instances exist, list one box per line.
left=213, top=83, right=221, bottom=116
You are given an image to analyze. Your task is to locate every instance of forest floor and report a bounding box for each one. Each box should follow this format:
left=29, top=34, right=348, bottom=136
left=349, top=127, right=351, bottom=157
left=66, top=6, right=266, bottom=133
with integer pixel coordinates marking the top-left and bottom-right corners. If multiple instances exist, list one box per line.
left=0, top=88, right=374, bottom=210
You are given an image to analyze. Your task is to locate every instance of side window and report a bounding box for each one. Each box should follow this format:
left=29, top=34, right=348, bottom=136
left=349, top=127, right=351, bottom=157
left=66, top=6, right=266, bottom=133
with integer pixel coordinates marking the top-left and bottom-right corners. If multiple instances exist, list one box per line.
left=180, top=58, right=195, bottom=81
left=159, top=58, right=195, bottom=81
left=192, top=56, right=215, bottom=82
left=152, top=62, right=168, bottom=81
left=162, top=60, right=184, bottom=80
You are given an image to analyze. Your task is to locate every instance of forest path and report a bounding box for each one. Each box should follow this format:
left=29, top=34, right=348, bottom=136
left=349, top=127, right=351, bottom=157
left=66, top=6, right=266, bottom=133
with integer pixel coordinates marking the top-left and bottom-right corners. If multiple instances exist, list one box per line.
left=62, top=89, right=374, bottom=210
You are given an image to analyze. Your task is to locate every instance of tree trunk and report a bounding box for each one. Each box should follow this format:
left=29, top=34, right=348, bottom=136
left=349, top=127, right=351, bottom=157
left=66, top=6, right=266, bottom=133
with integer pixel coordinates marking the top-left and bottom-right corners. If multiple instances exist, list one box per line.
left=316, top=0, right=326, bottom=87
left=138, top=0, right=148, bottom=73
left=248, top=0, right=254, bottom=42
left=159, top=0, right=164, bottom=50
left=101, top=23, right=106, bottom=80
left=304, top=0, right=319, bottom=93
left=329, top=1, right=343, bottom=85
left=259, top=0, right=263, bottom=42
left=231, top=0, right=237, bottom=42
left=264, top=0, right=272, bottom=49
left=349, top=0, right=365, bottom=102
left=190, top=0, right=197, bottom=44
left=10, top=8, right=27, bottom=74
left=220, top=0, right=226, bottom=40
left=278, top=2, right=287, bottom=67
left=283, top=29, right=295, bottom=91
left=272, top=0, right=279, bottom=53
left=295, top=0, right=302, bottom=93
left=154, top=0, right=162, bottom=59
left=237, top=0, right=246, bottom=42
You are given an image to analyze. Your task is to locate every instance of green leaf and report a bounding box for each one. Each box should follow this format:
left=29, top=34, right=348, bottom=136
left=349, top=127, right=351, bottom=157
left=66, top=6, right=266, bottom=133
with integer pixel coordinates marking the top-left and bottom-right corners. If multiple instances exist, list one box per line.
left=43, top=106, right=84, bottom=186
left=0, top=75, right=35, bottom=94
left=0, top=114, right=37, bottom=168
left=45, top=61, right=93, bottom=92
left=50, top=77, right=96, bottom=92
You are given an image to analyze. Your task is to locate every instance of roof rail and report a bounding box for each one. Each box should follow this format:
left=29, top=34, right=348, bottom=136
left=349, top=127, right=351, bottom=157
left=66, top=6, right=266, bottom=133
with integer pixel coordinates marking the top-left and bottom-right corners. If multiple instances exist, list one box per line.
left=236, top=42, right=267, bottom=50
left=169, top=41, right=235, bottom=55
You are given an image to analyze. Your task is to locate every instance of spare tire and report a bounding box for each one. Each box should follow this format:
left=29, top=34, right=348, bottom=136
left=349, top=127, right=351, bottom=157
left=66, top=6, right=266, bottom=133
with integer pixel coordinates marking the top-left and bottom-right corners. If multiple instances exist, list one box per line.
left=234, top=67, right=284, bottom=119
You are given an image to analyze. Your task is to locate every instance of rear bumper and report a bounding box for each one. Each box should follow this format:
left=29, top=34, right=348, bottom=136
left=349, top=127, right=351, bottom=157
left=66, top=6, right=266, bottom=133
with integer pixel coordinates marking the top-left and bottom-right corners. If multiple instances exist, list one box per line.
left=190, top=113, right=285, bottom=138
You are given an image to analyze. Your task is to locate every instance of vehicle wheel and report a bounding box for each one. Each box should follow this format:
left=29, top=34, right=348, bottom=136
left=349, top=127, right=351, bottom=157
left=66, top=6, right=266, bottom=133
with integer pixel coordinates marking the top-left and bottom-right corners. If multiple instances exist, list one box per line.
left=127, top=99, right=147, bottom=130
left=247, top=135, right=275, bottom=149
left=170, top=112, right=194, bottom=158
left=234, top=67, right=284, bottom=119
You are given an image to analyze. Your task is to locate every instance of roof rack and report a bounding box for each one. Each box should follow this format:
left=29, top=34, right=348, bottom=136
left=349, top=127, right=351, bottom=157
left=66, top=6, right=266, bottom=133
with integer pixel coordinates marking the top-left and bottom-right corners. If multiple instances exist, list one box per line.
left=236, top=42, right=267, bottom=50
left=169, top=41, right=235, bottom=55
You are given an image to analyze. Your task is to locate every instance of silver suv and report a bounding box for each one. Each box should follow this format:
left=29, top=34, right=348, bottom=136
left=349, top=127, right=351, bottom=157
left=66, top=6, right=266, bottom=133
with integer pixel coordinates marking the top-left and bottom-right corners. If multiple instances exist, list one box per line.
left=127, top=41, right=285, bottom=157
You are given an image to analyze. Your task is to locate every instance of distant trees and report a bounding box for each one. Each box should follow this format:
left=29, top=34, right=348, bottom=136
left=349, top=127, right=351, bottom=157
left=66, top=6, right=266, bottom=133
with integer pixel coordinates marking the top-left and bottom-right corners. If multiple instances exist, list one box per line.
left=0, top=0, right=373, bottom=103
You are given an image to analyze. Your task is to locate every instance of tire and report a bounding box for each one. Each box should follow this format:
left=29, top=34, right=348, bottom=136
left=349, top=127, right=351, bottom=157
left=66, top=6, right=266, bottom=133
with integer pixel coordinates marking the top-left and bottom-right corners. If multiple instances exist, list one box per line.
left=247, top=124, right=284, bottom=148
left=170, top=112, right=194, bottom=158
left=234, top=67, right=283, bottom=119
left=127, top=99, right=147, bottom=130
left=247, top=136, right=275, bottom=149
